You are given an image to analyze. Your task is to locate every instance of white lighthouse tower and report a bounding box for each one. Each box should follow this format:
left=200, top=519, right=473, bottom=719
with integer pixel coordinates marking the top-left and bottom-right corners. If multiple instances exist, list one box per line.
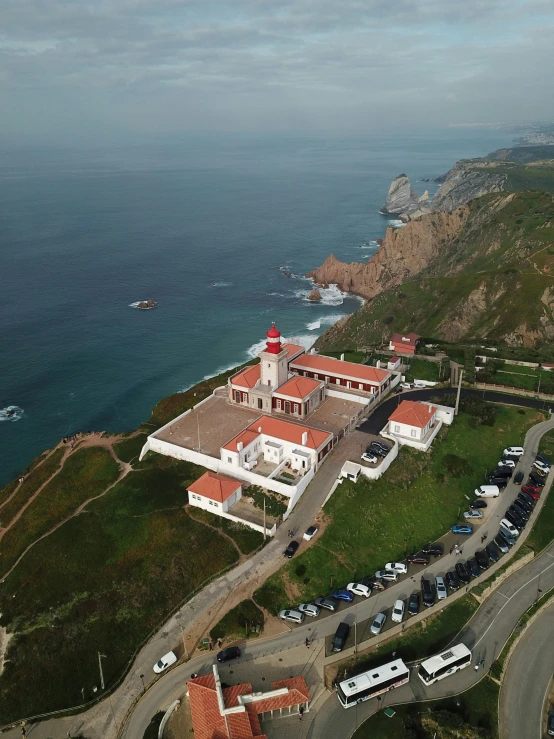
left=260, top=323, right=289, bottom=390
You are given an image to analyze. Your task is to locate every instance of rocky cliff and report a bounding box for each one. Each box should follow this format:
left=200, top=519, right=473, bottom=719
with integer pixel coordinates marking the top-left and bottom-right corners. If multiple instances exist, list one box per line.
left=380, top=174, right=426, bottom=215
left=307, top=206, right=469, bottom=300
left=430, top=161, right=508, bottom=213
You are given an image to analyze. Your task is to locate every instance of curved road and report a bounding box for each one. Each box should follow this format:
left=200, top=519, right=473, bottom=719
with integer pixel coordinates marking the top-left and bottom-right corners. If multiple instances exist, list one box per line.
left=3, top=395, right=553, bottom=738
left=498, top=600, right=554, bottom=739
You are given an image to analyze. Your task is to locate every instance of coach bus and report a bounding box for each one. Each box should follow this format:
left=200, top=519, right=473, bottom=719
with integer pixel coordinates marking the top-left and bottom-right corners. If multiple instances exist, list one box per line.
left=418, top=644, right=472, bottom=686
left=336, top=659, right=410, bottom=708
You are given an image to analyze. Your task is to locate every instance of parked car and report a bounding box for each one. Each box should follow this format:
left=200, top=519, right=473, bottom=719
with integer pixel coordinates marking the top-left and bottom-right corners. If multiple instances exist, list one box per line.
left=361, top=452, right=379, bottom=464
left=369, top=441, right=390, bottom=455
left=486, top=542, right=500, bottom=563
left=494, top=466, right=514, bottom=477
left=346, top=582, right=371, bottom=598
left=455, top=561, right=471, bottom=584
left=547, top=710, right=554, bottom=737
left=401, top=382, right=413, bottom=389
left=500, top=518, right=520, bottom=538
left=303, top=526, right=319, bottom=541
left=451, top=524, right=473, bottom=535
left=529, top=472, right=546, bottom=486
left=474, top=549, right=489, bottom=570
left=521, top=485, right=541, bottom=499
left=391, top=599, right=405, bottom=623
left=375, top=569, right=398, bottom=582
left=518, top=491, right=535, bottom=509
left=446, top=569, right=460, bottom=591
left=470, top=499, right=488, bottom=509
left=536, top=452, right=551, bottom=466
left=464, top=509, right=484, bottom=519
left=503, top=446, right=524, bottom=456
left=407, top=552, right=430, bottom=565
left=531, top=465, right=547, bottom=478
left=361, top=576, right=385, bottom=591
left=314, top=597, right=337, bottom=611
left=513, top=498, right=531, bottom=517
left=505, top=509, right=525, bottom=529
left=467, top=558, right=480, bottom=578
left=333, top=589, right=354, bottom=603
left=153, top=651, right=178, bottom=673
left=488, top=477, right=508, bottom=488
left=297, top=603, right=320, bottom=617
left=370, top=612, right=387, bottom=635
left=499, top=459, right=516, bottom=468
left=503, top=453, right=521, bottom=462
left=421, top=578, right=435, bottom=607
left=497, top=528, right=516, bottom=548
left=216, top=646, right=241, bottom=663
left=475, top=485, right=500, bottom=498
left=435, top=576, right=447, bottom=600
left=279, top=609, right=304, bottom=624
left=534, top=460, right=550, bottom=474
left=284, top=541, right=299, bottom=558
left=422, top=543, right=444, bottom=557
left=385, top=562, right=408, bottom=574
left=494, top=532, right=511, bottom=553
left=514, top=471, right=524, bottom=484
left=408, top=592, right=420, bottom=615
left=332, top=622, right=350, bottom=652
left=511, top=499, right=530, bottom=518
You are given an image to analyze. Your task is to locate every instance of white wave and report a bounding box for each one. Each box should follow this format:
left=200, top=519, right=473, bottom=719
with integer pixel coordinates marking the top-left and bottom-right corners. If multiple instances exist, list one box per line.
left=0, top=405, right=24, bottom=422
left=246, top=338, right=268, bottom=358
left=307, top=320, right=321, bottom=331
left=295, top=283, right=349, bottom=306
left=306, top=313, right=345, bottom=331
left=282, top=333, right=316, bottom=351
left=267, top=292, right=287, bottom=297
left=387, top=219, right=406, bottom=228
left=128, top=300, right=157, bottom=308
left=212, top=282, right=232, bottom=287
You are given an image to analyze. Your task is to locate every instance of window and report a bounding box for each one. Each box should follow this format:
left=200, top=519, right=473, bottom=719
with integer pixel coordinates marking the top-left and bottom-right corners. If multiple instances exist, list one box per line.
left=258, top=398, right=263, bottom=410
left=394, top=424, right=400, bottom=433
left=411, top=429, right=417, bottom=437
left=277, top=399, right=282, bottom=410
left=227, top=457, right=232, bottom=464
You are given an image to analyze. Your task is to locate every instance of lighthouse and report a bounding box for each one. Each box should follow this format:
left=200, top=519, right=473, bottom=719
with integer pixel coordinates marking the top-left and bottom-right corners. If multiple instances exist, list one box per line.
left=260, top=323, right=288, bottom=389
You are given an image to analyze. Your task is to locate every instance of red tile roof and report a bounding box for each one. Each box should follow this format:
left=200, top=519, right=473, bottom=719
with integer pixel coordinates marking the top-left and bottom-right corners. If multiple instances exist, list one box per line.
left=389, top=400, right=435, bottom=429
left=187, top=672, right=309, bottom=739
left=390, top=333, right=420, bottom=353
left=290, top=353, right=389, bottom=385
left=188, top=471, right=242, bottom=503
left=231, top=364, right=261, bottom=389
left=274, top=375, right=322, bottom=400
left=223, top=415, right=332, bottom=453
left=282, top=343, right=306, bottom=360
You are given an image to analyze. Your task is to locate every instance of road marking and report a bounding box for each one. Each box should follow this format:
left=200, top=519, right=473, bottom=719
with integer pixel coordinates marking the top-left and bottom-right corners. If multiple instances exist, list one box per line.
left=497, top=592, right=509, bottom=600
left=474, top=557, right=554, bottom=650
left=545, top=551, right=554, bottom=559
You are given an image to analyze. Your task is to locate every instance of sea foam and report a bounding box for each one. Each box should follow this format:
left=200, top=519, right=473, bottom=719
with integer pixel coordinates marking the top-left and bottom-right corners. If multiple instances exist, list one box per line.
left=0, top=406, right=24, bottom=422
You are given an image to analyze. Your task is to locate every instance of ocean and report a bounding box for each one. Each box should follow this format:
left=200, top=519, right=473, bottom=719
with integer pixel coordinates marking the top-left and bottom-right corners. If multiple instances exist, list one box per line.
left=0, top=129, right=513, bottom=487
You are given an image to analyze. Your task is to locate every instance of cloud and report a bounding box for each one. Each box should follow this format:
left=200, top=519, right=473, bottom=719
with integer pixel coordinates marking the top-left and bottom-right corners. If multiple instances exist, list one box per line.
left=1, top=0, right=553, bottom=141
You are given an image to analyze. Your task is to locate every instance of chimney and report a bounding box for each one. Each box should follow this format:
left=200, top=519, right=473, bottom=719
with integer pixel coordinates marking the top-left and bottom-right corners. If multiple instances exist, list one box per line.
left=302, top=432, right=308, bottom=445
left=237, top=442, right=243, bottom=452
left=258, top=426, right=262, bottom=433
left=376, top=360, right=381, bottom=369
left=340, top=353, right=344, bottom=361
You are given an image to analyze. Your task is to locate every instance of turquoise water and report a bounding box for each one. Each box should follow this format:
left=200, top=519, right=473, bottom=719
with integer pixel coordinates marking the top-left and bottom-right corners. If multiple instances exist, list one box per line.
left=0, top=130, right=513, bottom=486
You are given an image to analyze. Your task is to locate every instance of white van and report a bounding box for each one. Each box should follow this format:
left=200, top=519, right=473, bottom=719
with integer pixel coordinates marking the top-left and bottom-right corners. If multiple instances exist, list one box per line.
left=153, top=651, right=177, bottom=674
left=475, top=485, right=500, bottom=498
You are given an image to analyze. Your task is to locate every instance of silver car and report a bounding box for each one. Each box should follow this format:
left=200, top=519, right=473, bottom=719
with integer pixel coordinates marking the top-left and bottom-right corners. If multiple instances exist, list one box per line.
left=279, top=609, right=305, bottom=624
left=370, top=612, right=387, bottom=635
left=297, top=603, right=320, bottom=618
left=435, top=576, right=448, bottom=600
left=463, top=509, right=484, bottom=519
left=375, top=569, right=398, bottom=582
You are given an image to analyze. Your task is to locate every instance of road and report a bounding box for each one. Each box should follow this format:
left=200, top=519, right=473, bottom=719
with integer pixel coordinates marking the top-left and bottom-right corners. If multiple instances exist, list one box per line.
left=498, top=600, right=554, bottom=739
left=3, top=398, right=552, bottom=739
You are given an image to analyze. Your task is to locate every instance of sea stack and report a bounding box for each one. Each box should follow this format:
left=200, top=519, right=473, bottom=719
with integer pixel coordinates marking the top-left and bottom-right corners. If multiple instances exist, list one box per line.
left=307, top=287, right=322, bottom=302
left=380, top=174, right=427, bottom=217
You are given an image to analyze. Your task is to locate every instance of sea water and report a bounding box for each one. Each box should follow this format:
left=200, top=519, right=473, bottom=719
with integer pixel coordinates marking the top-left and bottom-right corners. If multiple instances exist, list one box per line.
left=0, top=129, right=513, bottom=486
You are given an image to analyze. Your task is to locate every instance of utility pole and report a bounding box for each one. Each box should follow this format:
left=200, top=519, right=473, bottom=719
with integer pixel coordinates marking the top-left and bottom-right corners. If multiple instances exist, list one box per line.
left=197, top=411, right=201, bottom=452
left=98, top=653, right=106, bottom=691
left=263, top=497, right=266, bottom=540
left=455, top=369, right=464, bottom=416
left=179, top=622, right=189, bottom=660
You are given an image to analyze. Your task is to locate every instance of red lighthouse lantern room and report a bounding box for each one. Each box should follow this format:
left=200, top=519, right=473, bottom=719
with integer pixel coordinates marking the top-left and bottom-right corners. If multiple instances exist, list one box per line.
left=266, top=323, right=281, bottom=354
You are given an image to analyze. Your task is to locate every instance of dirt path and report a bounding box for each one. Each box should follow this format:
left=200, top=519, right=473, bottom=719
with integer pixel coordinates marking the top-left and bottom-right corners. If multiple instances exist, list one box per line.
left=184, top=504, right=245, bottom=562
left=0, top=444, right=63, bottom=515
left=0, top=435, right=133, bottom=584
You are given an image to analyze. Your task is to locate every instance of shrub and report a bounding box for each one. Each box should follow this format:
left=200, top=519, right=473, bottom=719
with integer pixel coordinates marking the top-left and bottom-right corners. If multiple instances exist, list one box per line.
left=443, top=453, right=471, bottom=478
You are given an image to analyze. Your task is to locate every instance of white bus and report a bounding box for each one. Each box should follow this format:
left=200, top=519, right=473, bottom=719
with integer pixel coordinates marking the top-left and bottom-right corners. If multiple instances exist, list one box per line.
left=336, top=659, right=410, bottom=708
left=418, top=644, right=472, bottom=686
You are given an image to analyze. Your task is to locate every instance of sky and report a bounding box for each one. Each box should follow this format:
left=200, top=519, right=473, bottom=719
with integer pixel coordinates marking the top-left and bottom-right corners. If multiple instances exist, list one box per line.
left=2, top=0, right=554, bottom=142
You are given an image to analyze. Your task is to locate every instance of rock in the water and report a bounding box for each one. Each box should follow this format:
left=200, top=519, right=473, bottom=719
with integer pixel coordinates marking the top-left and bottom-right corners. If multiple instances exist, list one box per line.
left=307, top=287, right=322, bottom=301
left=137, top=299, right=158, bottom=309
left=380, top=174, right=421, bottom=215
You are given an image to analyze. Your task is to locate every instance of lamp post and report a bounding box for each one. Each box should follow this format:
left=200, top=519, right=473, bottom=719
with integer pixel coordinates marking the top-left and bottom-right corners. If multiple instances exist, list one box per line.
left=98, top=652, right=106, bottom=691
left=139, top=674, right=145, bottom=694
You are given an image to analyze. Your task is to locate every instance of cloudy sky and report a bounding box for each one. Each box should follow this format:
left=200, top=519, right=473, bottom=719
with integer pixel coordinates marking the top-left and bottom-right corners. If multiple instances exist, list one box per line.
left=2, top=0, right=554, bottom=142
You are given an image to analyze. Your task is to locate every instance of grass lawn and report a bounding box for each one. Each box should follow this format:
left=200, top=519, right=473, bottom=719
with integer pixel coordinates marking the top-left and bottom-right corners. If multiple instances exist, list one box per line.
left=113, top=433, right=149, bottom=464
left=188, top=507, right=264, bottom=555
left=0, top=447, right=120, bottom=578
left=0, top=448, right=64, bottom=527
left=347, top=596, right=477, bottom=675
left=403, top=358, right=442, bottom=383
left=209, top=599, right=264, bottom=642
left=254, top=406, right=542, bottom=615
left=0, top=454, right=240, bottom=724
left=539, top=428, right=554, bottom=456
left=352, top=677, right=499, bottom=739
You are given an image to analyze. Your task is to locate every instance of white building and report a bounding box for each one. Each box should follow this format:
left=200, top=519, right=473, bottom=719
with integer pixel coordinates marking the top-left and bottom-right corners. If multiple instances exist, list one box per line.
left=188, top=470, right=242, bottom=514
left=382, top=400, right=452, bottom=451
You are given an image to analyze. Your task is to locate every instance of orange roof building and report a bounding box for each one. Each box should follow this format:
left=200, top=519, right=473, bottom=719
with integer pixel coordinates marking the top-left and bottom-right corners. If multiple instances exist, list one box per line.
left=388, top=332, right=421, bottom=356
left=389, top=400, right=435, bottom=429
left=273, top=375, right=322, bottom=400
left=289, top=353, right=391, bottom=392
left=187, top=667, right=310, bottom=739
left=223, top=415, right=332, bottom=453
left=187, top=471, right=242, bottom=503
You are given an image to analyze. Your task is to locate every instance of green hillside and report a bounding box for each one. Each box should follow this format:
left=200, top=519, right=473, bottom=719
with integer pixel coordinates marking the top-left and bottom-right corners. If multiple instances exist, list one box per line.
left=317, top=190, right=554, bottom=351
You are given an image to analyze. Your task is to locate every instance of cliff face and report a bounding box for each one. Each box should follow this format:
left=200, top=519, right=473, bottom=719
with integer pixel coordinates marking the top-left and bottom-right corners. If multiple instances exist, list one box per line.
left=380, top=174, right=424, bottom=215
left=307, top=206, right=469, bottom=300
left=430, top=161, right=508, bottom=213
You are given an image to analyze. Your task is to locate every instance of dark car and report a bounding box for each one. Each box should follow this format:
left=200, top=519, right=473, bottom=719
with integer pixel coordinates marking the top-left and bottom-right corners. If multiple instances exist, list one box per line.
left=529, top=472, right=545, bottom=486
left=361, top=576, right=385, bottom=591
left=488, top=477, right=508, bottom=488
left=421, top=578, right=435, bottom=607
left=217, top=646, right=240, bottom=663
left=547, top=710, right=554, bottom=737
left=494, top=532, right=511, bottom=552
left=467, top=558, right=480, bottom=578
left=497, top=528, right=516, bottom=548
left=422, top=543, right=444, bottom=557
left=368, top=442, right=389, bottom=457
left=504, top=510, right=524, bottom=531
left=486, top=542, right=500, bottom=563
left=446, top=569, right=460, bottom=591
left=474, top=549, right=489, bottom=570
left=408, top=592, right=420, bottom=615
left=455, top=561, right=471, bottom=584
left=314, top=597, right=337, bottom=611
left=407, top=552, right=430, bottom=565
left=536, top=452, right=551, bottom=466
left=514, top=497, right=532, bottom=517
left=284, top=541, right=300, bottom=558
left=518, top=491, right=535, bottom=509
left=332, top=622, right=350, bottom=653
left=513, top=471, right=524, bottom=485
left=492, top=467, right=513, bottom=478
left=511, top=500, right=530, bottom=519
left=506, top=506, right=526, bottom=525
left=470, top=499, right=488, bottom=509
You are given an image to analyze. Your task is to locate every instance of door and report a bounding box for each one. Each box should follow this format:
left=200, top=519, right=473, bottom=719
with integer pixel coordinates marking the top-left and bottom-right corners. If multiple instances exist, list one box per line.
left=284, top=401, right=291, bottom=414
